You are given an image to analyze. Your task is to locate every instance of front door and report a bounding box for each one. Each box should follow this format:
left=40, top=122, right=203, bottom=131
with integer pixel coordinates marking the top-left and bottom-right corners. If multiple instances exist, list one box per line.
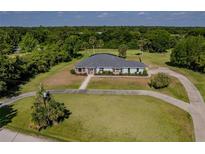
left=88, top=68, right=94, bottom=74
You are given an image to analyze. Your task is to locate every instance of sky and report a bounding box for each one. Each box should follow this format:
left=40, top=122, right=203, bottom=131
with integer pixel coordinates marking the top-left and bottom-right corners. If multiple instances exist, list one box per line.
left=0, top=11, right=205, bottom=27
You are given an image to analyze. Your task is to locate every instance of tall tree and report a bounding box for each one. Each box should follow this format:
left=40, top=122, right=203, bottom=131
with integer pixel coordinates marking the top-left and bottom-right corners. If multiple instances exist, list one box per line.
left=118, top=44, right=128, bottom=58
left=171, top=36, right=205, bottom=72
left=0, top=30, right=13, bottom=54
left=0, top=55, right=22, bottom=96
left=145, top=29, right=171, bottom=53
left=96, top=39, right=104, bottom=48
left=63, top=35, right=81, bottom=57
left=81, top=41, right=89, bottom=55
left=89, top=36, right=97, bottom=54
left=31, top=84, right=70, bottom=130
left=19, top=33, right=38, bottom=52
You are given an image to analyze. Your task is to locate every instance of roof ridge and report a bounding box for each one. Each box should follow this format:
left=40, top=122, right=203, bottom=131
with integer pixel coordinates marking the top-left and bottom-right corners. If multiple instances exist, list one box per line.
left=90, top=53, right=118, bottom=57
left=76, top=52, right=147, bottom=68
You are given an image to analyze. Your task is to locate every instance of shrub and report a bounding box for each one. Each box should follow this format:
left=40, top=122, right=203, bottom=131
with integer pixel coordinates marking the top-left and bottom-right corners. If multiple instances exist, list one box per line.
left=149, top=73, right=170, bottom=89
left=118, top=44, right=127, bottom=58
left=70, top=69, right=76, bottom=74
left=102, top=71, right=113, bottom=75
left=97, top=70, right=113, bottom=75
left=142, top=69, right=148, bottom=76
left=138, top=72, right=142, bottom=76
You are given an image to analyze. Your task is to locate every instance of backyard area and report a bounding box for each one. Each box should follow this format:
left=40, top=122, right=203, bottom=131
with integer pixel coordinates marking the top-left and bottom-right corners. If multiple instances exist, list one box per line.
left=1, top=94, right=194, bottom=142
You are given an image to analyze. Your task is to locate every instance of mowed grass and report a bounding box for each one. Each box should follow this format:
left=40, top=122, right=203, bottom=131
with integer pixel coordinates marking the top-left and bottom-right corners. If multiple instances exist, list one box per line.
left=88, top=76, right=189, bottom=103
left=20, top=59, right=85, bottom=93
left=4, top=94, right=194, bottom=141
left=169, top=67, right=205, bottom=101
left=91, top=49, right=170, bottom=68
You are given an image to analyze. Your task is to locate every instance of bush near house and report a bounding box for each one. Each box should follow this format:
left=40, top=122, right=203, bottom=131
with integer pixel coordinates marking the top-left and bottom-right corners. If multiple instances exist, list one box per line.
left=149, top=73, right=171, bottom=89
left=70, top=69, right=76, bottom=74
left=96, top=70, right=113, bottom=75
left=95, top=69, right=148, bottom=76
left=142, top=69, right=148, bottom=76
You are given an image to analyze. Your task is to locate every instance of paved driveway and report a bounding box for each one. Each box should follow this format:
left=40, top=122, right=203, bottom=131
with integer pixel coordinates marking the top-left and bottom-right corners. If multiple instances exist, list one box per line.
left=150, top=67, right=205, bottom=141
left=0, top=129, right=50, bottom=142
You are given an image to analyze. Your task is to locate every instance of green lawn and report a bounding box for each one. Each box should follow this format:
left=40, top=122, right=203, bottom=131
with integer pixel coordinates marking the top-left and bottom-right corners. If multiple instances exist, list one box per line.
left=91, top=49, right=170, bottom=67
left=3, top=94, right=194, bottom=141
left=20, top=59, right=85, bottom=93
left=169, top=67, right=205, bottom=101
left=88, top=76, right=189, bottom=103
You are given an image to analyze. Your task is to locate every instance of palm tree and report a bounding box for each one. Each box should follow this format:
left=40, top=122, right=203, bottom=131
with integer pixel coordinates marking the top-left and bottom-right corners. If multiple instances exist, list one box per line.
left=89, top=36, right=97, bottom=55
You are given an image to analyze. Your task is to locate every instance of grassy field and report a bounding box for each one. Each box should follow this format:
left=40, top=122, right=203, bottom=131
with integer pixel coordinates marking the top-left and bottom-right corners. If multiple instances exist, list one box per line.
left=2, top=94, right=194, bottom=141
left=88, top=76, right=189, bottom=102
left=90, top=49, right=170, bottom=67
left=20, top=59, right=85, bottom=93
left=92, top=49, right=205, bottom=101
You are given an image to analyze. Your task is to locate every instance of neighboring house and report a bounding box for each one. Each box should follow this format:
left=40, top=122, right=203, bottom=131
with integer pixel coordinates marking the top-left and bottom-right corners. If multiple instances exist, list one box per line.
left=75, top=53, right=148, bottom=75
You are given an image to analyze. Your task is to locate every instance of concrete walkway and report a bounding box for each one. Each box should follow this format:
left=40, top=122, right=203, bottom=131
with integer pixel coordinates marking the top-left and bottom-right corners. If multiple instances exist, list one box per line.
left=0, top=89, right=189, bottom=112
left=0, top=67, right=205, bottom=141
left=0, top=129, right=50, bottom=142
left=79, top=75, right=93, bottom=90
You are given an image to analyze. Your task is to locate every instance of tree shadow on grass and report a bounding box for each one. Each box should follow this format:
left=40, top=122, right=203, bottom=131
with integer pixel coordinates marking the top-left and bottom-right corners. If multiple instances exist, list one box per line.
left=58, top=108, right=72, bottom=123
left=165, top=61, right=189, bottom=70
left=165, top=61, right=175, bottom=67
left=74, top=53, right=83, bottom=59
left=1, top=82, right=21, bottom=99
left=0, top=105, right=17, bottom=128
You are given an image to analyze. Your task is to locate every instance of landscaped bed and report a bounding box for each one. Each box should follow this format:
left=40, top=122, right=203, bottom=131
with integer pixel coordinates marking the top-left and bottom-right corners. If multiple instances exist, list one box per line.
left=88, top=76, right=189, bottom=103
left=1, top=94, right=194, bottom=141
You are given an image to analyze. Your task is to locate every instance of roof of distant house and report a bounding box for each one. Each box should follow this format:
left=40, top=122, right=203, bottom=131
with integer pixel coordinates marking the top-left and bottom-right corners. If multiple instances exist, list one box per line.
left=75, top=53, right=147, bottom=68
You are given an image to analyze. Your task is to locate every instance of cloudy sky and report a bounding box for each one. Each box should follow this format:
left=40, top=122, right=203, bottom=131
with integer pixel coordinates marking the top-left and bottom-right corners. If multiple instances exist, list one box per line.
left=0, top=11, right=205, bottom=27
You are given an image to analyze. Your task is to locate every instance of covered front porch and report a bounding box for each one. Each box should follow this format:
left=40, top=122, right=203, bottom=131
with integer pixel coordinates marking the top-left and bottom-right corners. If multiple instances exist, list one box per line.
left=75, top=68, right=96, bottom=75
left=75, top=67, right=146, bottom=75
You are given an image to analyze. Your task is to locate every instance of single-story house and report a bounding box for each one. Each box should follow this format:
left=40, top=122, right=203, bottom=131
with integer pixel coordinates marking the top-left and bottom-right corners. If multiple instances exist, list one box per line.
left=75, top=53, right=148, bottom=75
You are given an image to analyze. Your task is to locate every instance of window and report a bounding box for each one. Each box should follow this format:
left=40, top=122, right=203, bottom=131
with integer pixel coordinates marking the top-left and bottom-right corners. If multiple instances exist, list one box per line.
left=99, top=68, right=104, bottom=71
left=137, top=68, right=139, bottom=72
left=78, top=68, right=82, bottom=72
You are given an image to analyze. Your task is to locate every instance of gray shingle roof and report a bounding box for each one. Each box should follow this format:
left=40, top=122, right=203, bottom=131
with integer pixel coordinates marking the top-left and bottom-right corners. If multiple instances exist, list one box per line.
left=75, top=53, right=147, bottom=68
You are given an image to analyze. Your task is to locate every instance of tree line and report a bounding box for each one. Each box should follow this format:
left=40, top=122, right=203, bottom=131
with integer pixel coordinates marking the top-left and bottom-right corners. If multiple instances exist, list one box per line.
left=1, top=26, right=205, bottom=55
left=0, top=47, right=71, bottom=96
